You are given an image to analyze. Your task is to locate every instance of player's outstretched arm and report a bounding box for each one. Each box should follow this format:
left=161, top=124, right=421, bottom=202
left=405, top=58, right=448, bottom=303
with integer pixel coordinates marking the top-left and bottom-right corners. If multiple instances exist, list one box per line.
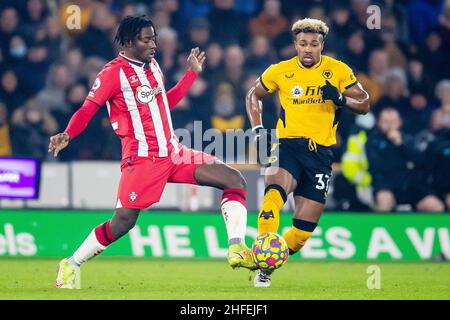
left=166, top=47, right=206, bottom=110
left=48, top=99, right=100, bottom=157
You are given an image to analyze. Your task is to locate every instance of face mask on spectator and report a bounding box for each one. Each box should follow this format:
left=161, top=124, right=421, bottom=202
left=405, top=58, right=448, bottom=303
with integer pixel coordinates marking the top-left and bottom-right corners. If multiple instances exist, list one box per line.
left=10, top=45, right=27, bottom=58
left=355, top=112, right=375, bottom=130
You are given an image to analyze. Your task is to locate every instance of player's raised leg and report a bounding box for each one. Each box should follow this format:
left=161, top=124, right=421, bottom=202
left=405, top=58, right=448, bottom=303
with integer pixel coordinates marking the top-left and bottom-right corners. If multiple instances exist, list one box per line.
left=55, top=208, right=139, bottom=289
left=257, top=166, right=297, bottom=235
left=253, top=167, right=297, bottom=287
left=193, top=161, right=257, bottom=270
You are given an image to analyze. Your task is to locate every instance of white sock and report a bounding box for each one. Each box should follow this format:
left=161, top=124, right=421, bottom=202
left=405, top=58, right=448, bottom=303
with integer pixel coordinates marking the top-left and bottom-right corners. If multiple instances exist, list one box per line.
left=221, top=200, right=247, bottom=244
left=69, top=230, right=106, bottom=267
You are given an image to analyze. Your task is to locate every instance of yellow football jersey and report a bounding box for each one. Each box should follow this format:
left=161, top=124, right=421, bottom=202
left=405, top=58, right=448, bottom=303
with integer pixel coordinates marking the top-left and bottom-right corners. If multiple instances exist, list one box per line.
left=260, top=55, right=357, bottom=146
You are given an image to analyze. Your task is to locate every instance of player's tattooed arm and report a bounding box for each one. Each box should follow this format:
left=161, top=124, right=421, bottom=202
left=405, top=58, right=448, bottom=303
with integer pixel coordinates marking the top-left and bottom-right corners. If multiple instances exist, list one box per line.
left=342, top=82, right=370, bottom=115
left=246, top=80, right=269, bottom=128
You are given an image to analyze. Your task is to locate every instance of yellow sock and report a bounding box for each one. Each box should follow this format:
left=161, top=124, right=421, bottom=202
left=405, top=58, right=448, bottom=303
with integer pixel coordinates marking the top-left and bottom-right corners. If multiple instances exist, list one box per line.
left=258, top=186, right=286, bottom=234
left=282, top=227, right=312, bottom=254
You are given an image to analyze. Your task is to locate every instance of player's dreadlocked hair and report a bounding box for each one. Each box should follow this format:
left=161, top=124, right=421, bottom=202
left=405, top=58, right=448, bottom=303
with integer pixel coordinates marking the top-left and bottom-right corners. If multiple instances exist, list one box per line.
left=114, top=15, right=156, bottom=46
left=292, top=18, right=329, bottom=39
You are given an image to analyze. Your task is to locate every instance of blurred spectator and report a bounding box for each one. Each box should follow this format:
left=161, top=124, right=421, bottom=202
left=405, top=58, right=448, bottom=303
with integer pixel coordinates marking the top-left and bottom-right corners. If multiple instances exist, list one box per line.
left=357, top=49, right=389, bottom=105
left=150, top=6, right=171, bottom=30
left=342, top=31, right=367, bottom=73
left=374, top=68, right=410, bottom=116
left=159, top=0, right=185, bottom=34
left=0, top=69, right=25, bottom=117
left=349, top=0, right=371, bottom=29
left=10, top=98, right=58, bottom=160
left=244, top=35, right=274, bottom=75
left=222, top=44, right=246, bottom=102
left=203, top=42, right=224, bottom=81
left=63, top=46, right=84, bottom=83
left=326, top=3, right=354, bottom=56
left=407, top=58, right=434, bottom=98
left=211, top=82, right=244, bottom=132
left=155, top=27, right=179, bottom=83
left=437, top=0, right=450, bottom=55
left=75, top=4, right=116, bottom=61
left=425, top=127, right=450, bottom=210
left=20, top=0, right=48, bottom=43
left=0, top=102, right=12, bottom=156
left=0, top=6, right=19, bottom=62
left=41, top=15, right=64, bottom=62
left=183, top=18, right=210, bottom=50
left=273, top=13, right=301, bottom=60
left=8, top=35, right=28, bottom=65
left=187, top=76, right=211, bottom=129
left=172, top=96, right=196, bottom=134
left=403, top=92, right=432, bottom=138
left=380, top=16, right=409, bottom=70
left=80, top=56, right=107, bottom=88
left=420, top=29, right=448, bottom=87
left=249, top=0, right=288, bottom=41
left=65, top=82, right=88, bottom=114
left=408, top=0, right=443, bottom=47
left=366, top=107, right=444, bottom=212
left=15, top=40, right=51, bottom=96
left=36, top=63, right=71, bottom=116
left=209, top=0, right=247, bottom=46
left=431, top=79, right=450, bottom=131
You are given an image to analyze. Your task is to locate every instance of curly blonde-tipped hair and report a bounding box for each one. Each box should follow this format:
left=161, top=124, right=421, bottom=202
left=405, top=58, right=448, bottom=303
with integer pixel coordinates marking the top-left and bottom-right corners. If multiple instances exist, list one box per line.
left=292, top=18, right=329, bottom=38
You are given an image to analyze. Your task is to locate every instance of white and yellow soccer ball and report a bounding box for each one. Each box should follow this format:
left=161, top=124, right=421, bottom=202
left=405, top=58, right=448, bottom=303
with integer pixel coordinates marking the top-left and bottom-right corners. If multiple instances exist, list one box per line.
left=252, top=232, right=289, bottom=271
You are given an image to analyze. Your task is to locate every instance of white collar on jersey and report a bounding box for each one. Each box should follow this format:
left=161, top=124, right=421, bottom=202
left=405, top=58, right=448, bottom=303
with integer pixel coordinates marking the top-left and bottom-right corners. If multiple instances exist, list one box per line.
left=119, top=51, right=150, bottom=69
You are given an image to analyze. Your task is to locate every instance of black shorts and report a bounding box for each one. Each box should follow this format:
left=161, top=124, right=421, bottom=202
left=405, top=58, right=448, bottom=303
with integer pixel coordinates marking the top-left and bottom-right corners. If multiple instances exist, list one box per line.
left=268, top=138, right=333, bottom=204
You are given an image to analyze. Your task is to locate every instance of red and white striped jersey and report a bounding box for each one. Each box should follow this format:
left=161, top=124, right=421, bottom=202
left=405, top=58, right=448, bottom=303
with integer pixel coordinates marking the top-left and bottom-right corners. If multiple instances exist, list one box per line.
left=86, top=52, right=180, bottom=159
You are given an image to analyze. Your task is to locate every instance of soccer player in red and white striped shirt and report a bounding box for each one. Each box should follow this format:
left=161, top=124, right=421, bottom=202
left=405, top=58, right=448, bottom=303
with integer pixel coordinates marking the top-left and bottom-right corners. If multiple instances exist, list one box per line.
left=50, top=16, right=256, bottom=289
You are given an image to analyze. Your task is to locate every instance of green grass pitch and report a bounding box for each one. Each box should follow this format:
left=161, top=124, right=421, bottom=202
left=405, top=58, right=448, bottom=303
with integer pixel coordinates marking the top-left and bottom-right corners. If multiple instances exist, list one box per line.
left=0, top=257, right=449, bottom=300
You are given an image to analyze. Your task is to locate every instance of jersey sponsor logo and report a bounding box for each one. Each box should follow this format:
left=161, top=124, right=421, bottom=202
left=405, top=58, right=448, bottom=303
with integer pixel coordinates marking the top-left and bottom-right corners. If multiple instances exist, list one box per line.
left=322, top=70, right=333, bottom=79
left=284, top=73, right=295, bottom=79
left=129, top=192, right=138, bottom=203
left=135, top=85, right=162, bottom=104
left=291, top=85, right=303, bottom=98
left=92, top=77, right=101, bottom=91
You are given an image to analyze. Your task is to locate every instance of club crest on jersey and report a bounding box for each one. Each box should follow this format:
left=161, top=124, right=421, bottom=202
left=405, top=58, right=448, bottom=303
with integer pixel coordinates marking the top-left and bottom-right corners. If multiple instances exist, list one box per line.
left=291, top=85, right=303, bottom=98
left=129, top=192, right=138, bottom=203
left=136, top=85, right=162, bottom=104
left=322, top=70, right=333, bottom=79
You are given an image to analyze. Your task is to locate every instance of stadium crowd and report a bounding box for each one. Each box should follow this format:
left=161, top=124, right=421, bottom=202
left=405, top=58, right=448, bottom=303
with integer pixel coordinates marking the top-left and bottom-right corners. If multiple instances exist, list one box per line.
left=0, top=0, right=449, bottom=212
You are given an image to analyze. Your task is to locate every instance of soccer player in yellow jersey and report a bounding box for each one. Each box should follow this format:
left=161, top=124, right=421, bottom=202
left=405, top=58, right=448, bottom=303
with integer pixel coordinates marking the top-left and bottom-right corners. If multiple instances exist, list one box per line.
left=246, top=18, right=370, bottom=287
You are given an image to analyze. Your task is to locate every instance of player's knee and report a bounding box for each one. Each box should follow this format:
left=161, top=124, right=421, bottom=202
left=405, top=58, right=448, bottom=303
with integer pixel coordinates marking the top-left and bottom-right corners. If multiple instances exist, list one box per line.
left=224, top=168, right=246, bottom=190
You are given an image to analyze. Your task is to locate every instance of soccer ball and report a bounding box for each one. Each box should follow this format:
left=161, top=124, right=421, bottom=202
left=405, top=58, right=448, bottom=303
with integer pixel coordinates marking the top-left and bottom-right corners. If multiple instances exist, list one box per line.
left=252, top=232, right=289, bottom=271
